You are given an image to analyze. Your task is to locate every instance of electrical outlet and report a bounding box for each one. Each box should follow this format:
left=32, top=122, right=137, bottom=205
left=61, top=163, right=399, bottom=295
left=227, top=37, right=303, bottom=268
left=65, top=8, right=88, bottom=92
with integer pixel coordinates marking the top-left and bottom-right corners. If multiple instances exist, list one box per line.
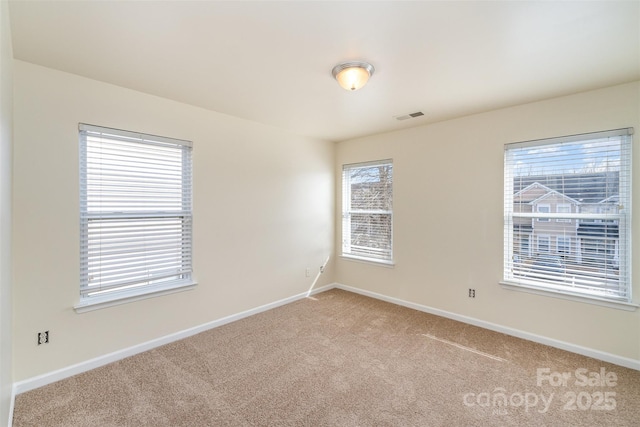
left=468, top=289, right=476, bottom=298
left=320, top=265, right=325, bottom=274
left=305, top=268, right=310, bottom=277
left=37, top=331, right=49, bottom=345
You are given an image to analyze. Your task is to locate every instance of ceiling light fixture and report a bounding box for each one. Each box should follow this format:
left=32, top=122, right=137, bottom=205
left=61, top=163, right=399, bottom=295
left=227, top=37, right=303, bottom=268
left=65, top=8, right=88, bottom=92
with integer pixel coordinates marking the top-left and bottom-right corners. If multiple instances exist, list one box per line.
left=331, top=61, right=375, bottom=91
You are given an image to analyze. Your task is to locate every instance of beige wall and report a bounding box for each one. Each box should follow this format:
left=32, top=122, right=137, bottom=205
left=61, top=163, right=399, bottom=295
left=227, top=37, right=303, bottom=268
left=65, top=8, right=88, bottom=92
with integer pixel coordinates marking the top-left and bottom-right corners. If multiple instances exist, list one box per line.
left=12, top=60, right=335, bottom=381
left=0, top=0, right=14, bottom=423
left=336, top=82, right=640, bottom=362
left=8, top=54, right=639, bottom=391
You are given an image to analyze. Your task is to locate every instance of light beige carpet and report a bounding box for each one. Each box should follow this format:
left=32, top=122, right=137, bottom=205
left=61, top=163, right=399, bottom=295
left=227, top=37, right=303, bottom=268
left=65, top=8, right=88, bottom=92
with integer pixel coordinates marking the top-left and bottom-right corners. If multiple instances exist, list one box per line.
left=12, top=289, right=640, bottom=426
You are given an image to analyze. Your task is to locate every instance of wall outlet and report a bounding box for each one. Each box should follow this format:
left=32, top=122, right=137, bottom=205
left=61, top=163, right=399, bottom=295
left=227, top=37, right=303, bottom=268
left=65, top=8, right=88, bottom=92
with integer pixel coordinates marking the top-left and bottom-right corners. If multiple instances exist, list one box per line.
left=320, top=265, right=325, bottom=274
left=37, top=331, right=49, bottom=345
left=468, top=289, right=476, bottom=298
left=305, top=268, right=310, bottom=277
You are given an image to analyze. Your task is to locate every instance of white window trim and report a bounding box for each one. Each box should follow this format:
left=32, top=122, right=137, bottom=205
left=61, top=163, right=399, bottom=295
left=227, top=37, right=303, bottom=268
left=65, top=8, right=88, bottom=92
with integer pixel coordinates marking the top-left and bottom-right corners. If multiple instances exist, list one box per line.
left=504, top=127, right=633, bottom=305
left=500, top=281, right=638, bottom=311
left=79, top=123, right=194, bottom=308
left=341, top=159, right=393, bottom=265
left=74, top=280, right=197, bottom=313
left=340, top=254, right=395, bottom=267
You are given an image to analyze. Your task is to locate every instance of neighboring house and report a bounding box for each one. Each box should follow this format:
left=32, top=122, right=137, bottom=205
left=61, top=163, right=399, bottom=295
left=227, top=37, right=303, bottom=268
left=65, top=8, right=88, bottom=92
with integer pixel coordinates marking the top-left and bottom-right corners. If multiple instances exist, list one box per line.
left=512, top=182, right=619, bottom=270
left=513, top=182, right=580, bottom=259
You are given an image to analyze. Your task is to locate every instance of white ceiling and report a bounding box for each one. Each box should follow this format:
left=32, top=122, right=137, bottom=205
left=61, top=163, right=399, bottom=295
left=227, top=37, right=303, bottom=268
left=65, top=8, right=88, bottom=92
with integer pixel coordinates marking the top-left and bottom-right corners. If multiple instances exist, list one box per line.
left=8, top=1, right=640, bottom=142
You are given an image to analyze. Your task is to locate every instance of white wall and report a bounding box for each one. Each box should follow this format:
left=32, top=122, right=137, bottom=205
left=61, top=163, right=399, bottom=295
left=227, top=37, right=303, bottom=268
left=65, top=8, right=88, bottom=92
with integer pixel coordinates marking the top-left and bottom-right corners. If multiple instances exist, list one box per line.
left=0, top=0, right=13, bottom=423
left=336, top=82, right=640, bottom=363
left=12, top=60, right=335, bottom=381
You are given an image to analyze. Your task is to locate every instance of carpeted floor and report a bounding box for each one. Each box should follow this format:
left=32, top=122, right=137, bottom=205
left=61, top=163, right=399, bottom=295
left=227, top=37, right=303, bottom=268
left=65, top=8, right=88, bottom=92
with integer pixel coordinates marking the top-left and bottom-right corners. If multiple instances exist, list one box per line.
left=12, top=289, right=640, bottom=426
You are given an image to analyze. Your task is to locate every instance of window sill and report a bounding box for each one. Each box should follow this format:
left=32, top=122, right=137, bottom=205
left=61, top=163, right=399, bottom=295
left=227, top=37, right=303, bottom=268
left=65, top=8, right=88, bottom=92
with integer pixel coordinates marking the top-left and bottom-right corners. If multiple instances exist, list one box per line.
left=340, top=254, right=395, bottom=268
left=74, top=281, right=197, bottom=313
left=500, top=281, right=638, bottom=311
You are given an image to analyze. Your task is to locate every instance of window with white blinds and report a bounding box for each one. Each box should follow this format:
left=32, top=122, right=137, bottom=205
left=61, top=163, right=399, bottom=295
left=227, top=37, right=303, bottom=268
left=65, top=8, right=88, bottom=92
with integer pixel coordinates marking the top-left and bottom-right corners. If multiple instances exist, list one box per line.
left=342, top=160, right=393, bottom=263
left=79, top=124, right=193, bottom=303
left=503, top=128, right=632, bottom=303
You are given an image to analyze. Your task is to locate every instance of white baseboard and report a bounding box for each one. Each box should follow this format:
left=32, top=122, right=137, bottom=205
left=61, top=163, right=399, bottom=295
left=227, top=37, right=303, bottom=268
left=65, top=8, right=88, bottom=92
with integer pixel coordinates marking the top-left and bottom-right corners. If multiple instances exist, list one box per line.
left=334, top=283, right=640, bottom=371
left=12, top=283, right=336, bottom=396
left=12, top=281, right=638, bottom=402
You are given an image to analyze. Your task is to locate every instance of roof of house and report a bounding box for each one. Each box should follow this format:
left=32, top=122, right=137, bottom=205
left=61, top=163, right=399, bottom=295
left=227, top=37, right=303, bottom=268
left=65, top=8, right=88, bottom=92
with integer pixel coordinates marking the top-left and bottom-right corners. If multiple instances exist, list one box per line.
left=513, top=172, right=620, bottom=204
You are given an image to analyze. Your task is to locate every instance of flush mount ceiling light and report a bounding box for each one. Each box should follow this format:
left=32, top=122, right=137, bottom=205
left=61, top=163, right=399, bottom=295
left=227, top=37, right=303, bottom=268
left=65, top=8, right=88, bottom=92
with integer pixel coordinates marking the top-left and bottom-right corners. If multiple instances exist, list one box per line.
left=331, top=61, right=375, bottom=91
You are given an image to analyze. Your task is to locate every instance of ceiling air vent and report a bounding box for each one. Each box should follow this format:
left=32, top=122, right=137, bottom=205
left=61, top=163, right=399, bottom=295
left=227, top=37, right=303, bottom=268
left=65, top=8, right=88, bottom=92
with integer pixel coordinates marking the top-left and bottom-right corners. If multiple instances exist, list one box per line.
left=394, top=111, right=424, bottom=121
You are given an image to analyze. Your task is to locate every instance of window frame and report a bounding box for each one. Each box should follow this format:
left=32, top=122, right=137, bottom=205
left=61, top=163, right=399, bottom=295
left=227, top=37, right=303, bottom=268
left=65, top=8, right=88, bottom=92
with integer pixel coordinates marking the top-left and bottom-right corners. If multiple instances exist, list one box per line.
left=520, top=234, right=531, bottom=257
left=76, top=124, right=195, bottom=311
left=536, top=204, right=551, bottom=222
left=556, top=203, right=572, bottom=223
left=537, top=234, right=551, bottom=253
left=503, top=128, right=634, bottom=308
left=556, top=236, right=571, bottom=254
left=341, top=159, right=394, bottom=266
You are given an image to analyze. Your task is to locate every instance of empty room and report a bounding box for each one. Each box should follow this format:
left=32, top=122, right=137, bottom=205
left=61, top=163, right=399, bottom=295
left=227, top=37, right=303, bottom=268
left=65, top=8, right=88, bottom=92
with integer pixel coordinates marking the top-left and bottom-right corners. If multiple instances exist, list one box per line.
left=1, top=1, right=639, bottom=426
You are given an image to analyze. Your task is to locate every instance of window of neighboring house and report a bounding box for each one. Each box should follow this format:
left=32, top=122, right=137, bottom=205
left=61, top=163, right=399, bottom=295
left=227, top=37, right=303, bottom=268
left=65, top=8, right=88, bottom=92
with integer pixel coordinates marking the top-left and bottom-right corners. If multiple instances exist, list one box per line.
left=537, top=235, right=550, bottom=253
left=342, top=160, right=393, bottom=264
left=78, top=124, right=194, bottom=308
left=536, top=204, right=550, bottom=221
left=504, top=128, right=633, bottom=304
left=556, top=204, right=571, bottom=222
left=520, top=234, right=531, bottom=257
left=557, top=236, right=571, bottom=254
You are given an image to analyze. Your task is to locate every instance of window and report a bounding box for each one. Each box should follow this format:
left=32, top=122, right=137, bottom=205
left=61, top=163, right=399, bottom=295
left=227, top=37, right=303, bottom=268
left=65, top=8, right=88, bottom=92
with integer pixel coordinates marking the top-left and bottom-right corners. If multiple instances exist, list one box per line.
left=520, top=234, right=531, bottom=257
left=342, top=160, right=393, bottom=264
left=557, top=236, right=571, bottom=254
left=536, top=204, right=550, bottom=221
left=79, top=124, right=193, bottom=306
left=504, top=128, right=632, bottom=303
left=556, top=204, right=571, bottom=222
left=537, top=235, right=550, bottom=253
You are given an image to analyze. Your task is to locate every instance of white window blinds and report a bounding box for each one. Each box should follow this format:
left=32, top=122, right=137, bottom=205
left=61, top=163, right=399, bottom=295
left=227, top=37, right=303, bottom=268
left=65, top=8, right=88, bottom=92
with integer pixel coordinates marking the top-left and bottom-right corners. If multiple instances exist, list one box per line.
left=79, top=124, right=193, bottom=301
left=504, top=128, right=632, bottom=302
left=342, top=160, right=393, bottom=263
